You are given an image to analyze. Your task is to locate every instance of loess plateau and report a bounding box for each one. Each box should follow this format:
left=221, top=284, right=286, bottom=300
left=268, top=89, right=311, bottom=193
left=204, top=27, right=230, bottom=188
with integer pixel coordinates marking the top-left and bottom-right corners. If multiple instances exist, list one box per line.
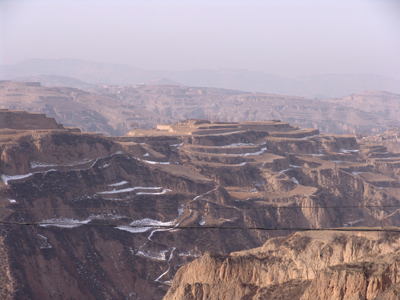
left=0, top=111, right=400, bottom=299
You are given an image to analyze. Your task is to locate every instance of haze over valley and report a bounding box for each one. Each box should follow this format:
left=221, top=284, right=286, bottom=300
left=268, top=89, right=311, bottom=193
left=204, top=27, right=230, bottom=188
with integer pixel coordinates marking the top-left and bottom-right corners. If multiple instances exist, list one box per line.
left=1, top=0, right=400, bottom=299
left=2, top=58, right=400, bottom=99
left=2, top=80, right=400, bottom=138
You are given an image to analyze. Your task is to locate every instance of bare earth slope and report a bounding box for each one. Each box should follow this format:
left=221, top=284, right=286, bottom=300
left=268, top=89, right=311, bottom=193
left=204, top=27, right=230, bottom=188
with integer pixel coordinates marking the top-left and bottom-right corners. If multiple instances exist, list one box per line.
left=0, top=81, right=174, bottom=136
left=1, top=113, right=400, bottom=299
left=93, top=85, right=400, bottom=135
left=164, top=230, right=400, bottom=300
left=2, top=81, right=400, bottom=138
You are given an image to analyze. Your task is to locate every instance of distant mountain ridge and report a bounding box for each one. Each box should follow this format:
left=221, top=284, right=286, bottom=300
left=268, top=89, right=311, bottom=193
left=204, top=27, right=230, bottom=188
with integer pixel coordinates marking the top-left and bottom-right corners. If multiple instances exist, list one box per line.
left=13, top=75, right=96, bottom=90
left=1, top=58, right=400, bottom=97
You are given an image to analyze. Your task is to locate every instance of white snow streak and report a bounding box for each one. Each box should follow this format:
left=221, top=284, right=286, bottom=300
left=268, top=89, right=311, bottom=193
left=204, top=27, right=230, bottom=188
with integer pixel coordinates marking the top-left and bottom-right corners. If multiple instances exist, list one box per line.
left=155, top=248, right=176, bottom=282
left=220, top=146, right=268, bottom=157
left=37, top=233, right=52, bottom=249
left=137, top=250, right=168, bottom=261
left=339, top=148, right=359, bottom=153
left=136, top=190, right=167, bottom=195
left=299, top=134, right=319, bottom=140
left=143, top=160, right=170, bottom=165
left=131, top=218, right=176, bottom=227
left=30, top=159, right=93, bottom=169
left=289, top=165, right=301, bottom=168
left=1, top=173, right=34, bottom=185
left=107, top=181, right=129, bottom=187
left=3, top=151, right=125, bottom=185
left=213, top=142, right=254, bottom=148
left=116, top=218, right=177, bottom=235
left=99, top=163, right=111, bottom=169
left=233, top=162, right=247, bottom=166
left=116, top=226, right=152, bottom=233
left=97, top=186, right=162, bottom=194
left=40, top=213, right=126, bottom=228
left=178, top=251, right=201, bottom=258
left=170, top=142, right=184, bottom=149
left=332, top=160, right=343, bottom=164
left=39, top=217, right=91, bottom=228
left=199, top=216, right=206, bottom=226
left=344, top=219, right=365, bottom=227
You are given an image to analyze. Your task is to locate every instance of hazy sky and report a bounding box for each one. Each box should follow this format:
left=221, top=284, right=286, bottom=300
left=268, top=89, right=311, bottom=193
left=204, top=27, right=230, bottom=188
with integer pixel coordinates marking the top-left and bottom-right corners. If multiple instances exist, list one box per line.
left=1, top=0, right=400, bottom=79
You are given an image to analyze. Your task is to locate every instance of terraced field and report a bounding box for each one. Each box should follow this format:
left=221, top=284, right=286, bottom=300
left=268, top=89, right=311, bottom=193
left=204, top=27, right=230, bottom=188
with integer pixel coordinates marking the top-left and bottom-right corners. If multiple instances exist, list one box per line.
left=1, top=112, right=400, bottom=299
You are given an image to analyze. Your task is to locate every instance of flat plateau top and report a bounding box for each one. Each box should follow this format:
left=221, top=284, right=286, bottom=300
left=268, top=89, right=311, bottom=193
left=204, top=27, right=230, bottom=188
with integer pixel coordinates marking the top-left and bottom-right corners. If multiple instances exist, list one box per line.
left=126, top=120, right=301, bottom=137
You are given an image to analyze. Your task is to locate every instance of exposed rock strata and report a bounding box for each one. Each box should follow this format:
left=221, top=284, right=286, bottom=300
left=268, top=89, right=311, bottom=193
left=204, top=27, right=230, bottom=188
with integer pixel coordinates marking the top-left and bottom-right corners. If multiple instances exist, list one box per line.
left=164, top=230, right=400, bottom=300
left=1, top=114, right=400, bottom=299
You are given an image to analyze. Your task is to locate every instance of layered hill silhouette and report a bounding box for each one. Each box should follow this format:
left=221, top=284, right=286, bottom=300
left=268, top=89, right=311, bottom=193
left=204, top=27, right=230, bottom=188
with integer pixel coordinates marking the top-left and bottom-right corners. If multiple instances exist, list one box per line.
left=2, top=59, right=400, bottom=97
left=1, top=110, right=400, bottom=299
left=2, top=81, right=400, bottom=137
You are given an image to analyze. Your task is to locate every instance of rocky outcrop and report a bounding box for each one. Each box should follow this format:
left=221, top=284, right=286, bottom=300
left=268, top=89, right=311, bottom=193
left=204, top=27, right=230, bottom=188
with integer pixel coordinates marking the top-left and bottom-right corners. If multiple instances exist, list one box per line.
left=164, top=231, right=400, bottom=300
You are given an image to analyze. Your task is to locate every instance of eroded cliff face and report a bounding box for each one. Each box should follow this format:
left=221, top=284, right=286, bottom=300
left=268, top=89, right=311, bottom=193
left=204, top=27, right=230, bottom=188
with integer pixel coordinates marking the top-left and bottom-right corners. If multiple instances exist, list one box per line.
left=3, top=81, right=400, bottom=137
left=0, top=131, right=221, bottom=299
left=1, top=114, right=400, bottom=299
left=164, top=231, right=400, bottom=300
left=0, top=81, right=176, bottom=136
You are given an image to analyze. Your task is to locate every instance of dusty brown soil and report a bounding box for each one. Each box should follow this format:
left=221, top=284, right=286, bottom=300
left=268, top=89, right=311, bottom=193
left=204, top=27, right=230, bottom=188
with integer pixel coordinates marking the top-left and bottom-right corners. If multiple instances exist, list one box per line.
left=2, top=81, right=400, bottom=137
left=93, top=85, right=400, bottom=135
left=1, top=112, right=400, bottom=299
left=165, top=230, right=400, bottom=300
